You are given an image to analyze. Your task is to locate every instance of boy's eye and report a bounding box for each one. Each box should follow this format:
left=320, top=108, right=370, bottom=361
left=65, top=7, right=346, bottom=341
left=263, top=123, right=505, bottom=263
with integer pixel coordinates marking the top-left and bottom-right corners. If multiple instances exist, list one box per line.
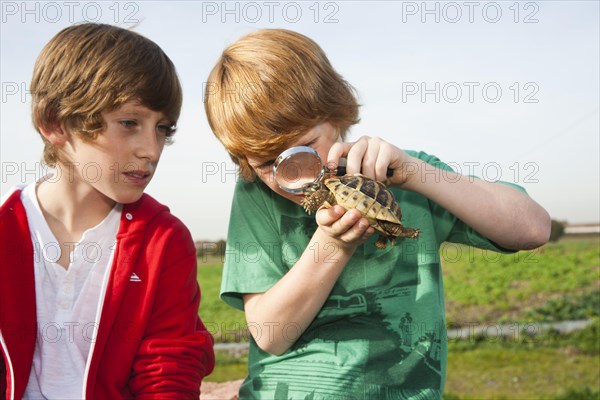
left=157, top=124, right=177, bottom=136
left=259, top=160, right=275, bottom=169
left=255, top=160, right=276, bottom=174
left=119, top=120, right=137, bottom=129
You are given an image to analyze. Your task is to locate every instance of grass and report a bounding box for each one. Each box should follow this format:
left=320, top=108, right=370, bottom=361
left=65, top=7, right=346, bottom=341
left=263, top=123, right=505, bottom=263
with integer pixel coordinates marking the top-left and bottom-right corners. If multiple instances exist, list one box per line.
left=525, top=290, right=600, bottom=322
left=442, top=237, right=600, bottom=326
left=208, top=349, right=248, bottom=383
left=197, top=256, right=247, bottom=343
left=444, top=318, right=600, bottom=399
left=197, top=237, right=600, bottom=398
left=445, top=346, right=599, bottom=399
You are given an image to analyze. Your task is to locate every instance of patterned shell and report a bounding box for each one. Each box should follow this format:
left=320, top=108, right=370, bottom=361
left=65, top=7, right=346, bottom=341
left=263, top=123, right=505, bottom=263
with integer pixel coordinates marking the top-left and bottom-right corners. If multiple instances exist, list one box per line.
left=301, top=174, right=420, bottom=248
left=324, top=175, right=402, bottom=225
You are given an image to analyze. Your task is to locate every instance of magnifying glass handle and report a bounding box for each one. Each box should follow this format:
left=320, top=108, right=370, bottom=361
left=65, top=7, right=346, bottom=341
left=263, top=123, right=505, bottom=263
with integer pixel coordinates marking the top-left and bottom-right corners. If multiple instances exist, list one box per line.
left=335, top=166, right=394, bottom=177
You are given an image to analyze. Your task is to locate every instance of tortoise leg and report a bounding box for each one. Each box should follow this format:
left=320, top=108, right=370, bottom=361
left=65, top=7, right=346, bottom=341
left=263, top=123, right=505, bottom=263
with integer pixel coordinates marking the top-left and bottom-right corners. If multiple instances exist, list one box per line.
left=375, top=235, right=388, bottom=249
left=302, top=190, right=336, bottom=214
left=380, top=221, right=420, bottom=240
left=398, top=227, right=420, bottom=239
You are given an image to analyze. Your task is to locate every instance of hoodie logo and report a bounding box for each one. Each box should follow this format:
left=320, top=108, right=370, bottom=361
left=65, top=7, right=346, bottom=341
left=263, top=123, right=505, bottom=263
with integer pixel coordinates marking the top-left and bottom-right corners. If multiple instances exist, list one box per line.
left=129, top=273, right=141, bottom=282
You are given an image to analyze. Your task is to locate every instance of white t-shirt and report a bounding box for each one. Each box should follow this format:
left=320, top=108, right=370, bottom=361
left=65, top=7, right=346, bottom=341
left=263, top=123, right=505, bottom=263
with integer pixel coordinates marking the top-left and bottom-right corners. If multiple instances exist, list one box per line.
left=20, top=181, right=122, bottom=399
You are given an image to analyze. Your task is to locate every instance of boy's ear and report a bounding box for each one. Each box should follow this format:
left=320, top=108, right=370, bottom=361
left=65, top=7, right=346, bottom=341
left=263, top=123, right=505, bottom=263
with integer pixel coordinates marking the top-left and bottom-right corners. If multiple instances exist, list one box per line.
left=33, top=98, right=69, bottom=145
left=39, top=122, right=69, bottom=146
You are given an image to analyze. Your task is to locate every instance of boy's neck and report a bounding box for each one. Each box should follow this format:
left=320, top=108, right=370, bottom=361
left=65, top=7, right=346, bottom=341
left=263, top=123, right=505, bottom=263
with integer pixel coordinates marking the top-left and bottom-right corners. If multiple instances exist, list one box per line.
left=35, top=176, right=117, bottom=244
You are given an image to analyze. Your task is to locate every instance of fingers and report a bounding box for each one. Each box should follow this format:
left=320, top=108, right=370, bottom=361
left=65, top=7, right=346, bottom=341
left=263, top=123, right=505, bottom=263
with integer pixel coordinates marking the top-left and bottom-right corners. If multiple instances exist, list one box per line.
left=328, top=136, right=372, bottom=176
left=328, top=136, right=399, bottom=182
left=326, top=142, right=351, bottom=171
left=345, top=137, right=369, bottom=176
left=315, top=205, right=346, bottom=226
left=340, top=218, right=375, bottom=244
left=316, top=206, right=375, bottom=247
left=360, top=137, right=394, bottom=182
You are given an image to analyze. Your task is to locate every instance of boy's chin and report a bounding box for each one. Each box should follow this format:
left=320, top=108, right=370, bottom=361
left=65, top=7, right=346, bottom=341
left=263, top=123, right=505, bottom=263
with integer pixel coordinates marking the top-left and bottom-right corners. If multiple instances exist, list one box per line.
left=108, top=189, right=146, bottom=205
left=118, top=194, right=145, bottom=205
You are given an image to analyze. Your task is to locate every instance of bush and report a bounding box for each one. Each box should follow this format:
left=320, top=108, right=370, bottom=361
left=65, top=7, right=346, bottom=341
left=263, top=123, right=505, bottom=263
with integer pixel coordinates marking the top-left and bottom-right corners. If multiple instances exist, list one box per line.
left=549, top=219, right=565, bottom=242
left=525, top=290, right=600, bottom=322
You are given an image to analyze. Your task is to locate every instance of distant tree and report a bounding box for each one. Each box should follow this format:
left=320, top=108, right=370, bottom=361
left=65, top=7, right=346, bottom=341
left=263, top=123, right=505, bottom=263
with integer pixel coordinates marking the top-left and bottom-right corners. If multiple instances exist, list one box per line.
left=195, top=240, right=226, bottom=258
left=195, top=241, right=205, bottom=258
left=549, top=220, right=565, bottom=242
left=216, top=240, right=227, bottom=257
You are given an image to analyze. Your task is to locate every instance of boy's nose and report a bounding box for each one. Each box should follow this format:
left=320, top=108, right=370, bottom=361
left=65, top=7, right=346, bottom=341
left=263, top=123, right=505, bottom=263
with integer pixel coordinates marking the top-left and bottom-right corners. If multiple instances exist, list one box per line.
left=137, top=129, right=162, bottom=161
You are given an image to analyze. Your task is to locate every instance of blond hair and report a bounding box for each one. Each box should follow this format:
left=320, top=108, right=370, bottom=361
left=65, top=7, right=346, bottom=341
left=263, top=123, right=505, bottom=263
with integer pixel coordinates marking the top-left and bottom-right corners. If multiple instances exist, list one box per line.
left=31, top=23, right=182, bottom=166
left=204, top=29, right=359, bottom=181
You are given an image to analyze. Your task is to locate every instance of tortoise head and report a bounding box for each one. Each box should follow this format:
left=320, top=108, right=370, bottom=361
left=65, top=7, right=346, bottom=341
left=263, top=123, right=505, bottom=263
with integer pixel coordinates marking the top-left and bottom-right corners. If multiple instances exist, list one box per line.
left=301, top=180, right=325, bottom=195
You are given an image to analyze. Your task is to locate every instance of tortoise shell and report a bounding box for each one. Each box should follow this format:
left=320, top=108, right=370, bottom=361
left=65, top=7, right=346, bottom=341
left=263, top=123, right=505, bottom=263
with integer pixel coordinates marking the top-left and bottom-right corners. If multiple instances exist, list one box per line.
left=301, top=174, right=420, bottom=249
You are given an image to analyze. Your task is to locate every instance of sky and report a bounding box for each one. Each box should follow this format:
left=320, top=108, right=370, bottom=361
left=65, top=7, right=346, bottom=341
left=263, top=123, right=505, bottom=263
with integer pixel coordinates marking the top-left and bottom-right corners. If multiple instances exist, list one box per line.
left=1, top=1, right=599, bottom=241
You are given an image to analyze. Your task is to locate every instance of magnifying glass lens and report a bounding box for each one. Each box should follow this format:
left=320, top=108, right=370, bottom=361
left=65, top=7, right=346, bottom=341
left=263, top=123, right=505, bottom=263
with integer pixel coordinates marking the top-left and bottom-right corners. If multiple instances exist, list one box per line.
left=274, top=146, right=324, bottom=193
left=272, top=145, right=394, bottom=194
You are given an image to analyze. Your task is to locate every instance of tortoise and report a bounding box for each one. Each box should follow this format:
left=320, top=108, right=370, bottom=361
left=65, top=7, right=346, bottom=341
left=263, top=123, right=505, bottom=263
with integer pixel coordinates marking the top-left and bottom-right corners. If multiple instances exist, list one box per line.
left=301, top=174, right=420, bottom=249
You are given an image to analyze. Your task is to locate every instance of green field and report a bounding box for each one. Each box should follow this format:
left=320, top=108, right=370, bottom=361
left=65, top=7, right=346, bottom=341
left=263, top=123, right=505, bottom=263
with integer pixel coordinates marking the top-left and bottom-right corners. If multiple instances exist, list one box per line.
left=443, top=237, right=600, bottom=326
left=198, top=255, right=247, bottom=343
left=197, top=237, right=600, bottom=398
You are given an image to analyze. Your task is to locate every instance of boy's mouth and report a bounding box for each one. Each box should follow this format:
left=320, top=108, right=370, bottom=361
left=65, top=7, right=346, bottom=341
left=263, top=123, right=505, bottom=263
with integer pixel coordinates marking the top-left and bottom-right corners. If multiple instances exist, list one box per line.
left=124, top=170, right=151, bottom=184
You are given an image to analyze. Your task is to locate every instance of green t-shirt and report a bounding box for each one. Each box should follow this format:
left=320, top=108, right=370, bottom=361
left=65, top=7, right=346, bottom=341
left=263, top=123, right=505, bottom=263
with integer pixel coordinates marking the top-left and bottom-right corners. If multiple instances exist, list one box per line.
left=221, top=151, right=519, bottom=399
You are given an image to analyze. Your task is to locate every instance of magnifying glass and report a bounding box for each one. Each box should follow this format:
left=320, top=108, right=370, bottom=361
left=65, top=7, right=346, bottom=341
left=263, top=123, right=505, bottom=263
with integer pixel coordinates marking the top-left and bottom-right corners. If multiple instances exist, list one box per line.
left=273, top=146, right=393, bottom=194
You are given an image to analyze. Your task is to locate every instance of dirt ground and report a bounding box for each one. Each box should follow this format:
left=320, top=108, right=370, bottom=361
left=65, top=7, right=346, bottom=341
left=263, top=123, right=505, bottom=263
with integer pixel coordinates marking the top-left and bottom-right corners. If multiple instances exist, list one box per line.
left=200, top=380, right=243, bottom=400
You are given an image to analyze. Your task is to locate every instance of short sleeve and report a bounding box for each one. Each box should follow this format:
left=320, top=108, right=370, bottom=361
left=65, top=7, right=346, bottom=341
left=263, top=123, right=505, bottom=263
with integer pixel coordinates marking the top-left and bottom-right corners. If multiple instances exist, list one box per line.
left=219, top=180, right=286, bottom=310
left=407, top=150, right=527, bottom=254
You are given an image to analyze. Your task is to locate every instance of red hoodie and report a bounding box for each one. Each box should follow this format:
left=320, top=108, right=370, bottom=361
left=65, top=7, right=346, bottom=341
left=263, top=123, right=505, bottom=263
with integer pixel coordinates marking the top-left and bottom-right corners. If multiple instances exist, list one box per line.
left=0, top=190, right=215, bottom=399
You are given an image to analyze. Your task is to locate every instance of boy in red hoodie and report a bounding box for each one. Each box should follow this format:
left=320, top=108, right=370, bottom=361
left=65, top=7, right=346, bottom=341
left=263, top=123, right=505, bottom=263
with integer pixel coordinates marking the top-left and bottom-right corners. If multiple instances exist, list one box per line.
left=0, top=23, right=214, bottom=399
